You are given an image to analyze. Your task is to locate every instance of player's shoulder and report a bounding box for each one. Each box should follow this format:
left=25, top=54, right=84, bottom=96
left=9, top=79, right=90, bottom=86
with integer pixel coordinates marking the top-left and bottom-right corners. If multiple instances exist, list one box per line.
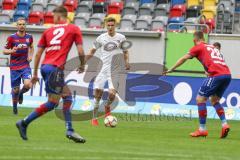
left=8, top=33, right=17, bottom=38
left=25, top=33, right=33, bottom=38
left=116, top=32, right=125, bottom=38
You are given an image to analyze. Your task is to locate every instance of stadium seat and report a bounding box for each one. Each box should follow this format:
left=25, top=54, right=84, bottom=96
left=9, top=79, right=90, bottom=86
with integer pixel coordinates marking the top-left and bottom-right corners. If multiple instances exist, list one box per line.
left=173, top=4, right=186, bottom=14
left=49, top=0, right=64, bottom=5
left=74, top=12, right=90, bottom=28
left=156, top=0, right=169, bottom=5
left=184, top=17, right=199, bottom=32
left=201, top=9, right=215, bottom=19
left=186, top=5, right=202, bottom=18
left=236, top=0, right=240, bottom=12
left=140, top=0, right=153, bottom=5
left=88, top=13, right=106, bottom=28
left=169, top=7, right=184, bottom=18
left=135, top=15, right=152, bottom=30
left=17, top=0, right=30, bottom=11
left=31, top=3, right=44, bottom=12
left=151, top=16, right=168, bottom=31
left=44, top=11, right=54, bottom=24
left=187, top=0, right=200, bottom=8
left=2, top=0, right=16, bottom=10
left=138, top=3, right=154, bottom=16
left=171, top=0, right=185, bottom=6
left=92, top=2, right=104, bottom=14
left=168, top=16, right=184, bottom=31
left=154, top=4, right=170, bottom=17
left=122, top=2, right=139, bottom=16
left=64, top=0, right=78, bottom=12
left=34, top=0, right=48, bottom=8
left=2, top=9, right=14, bottom=19
left=95, top=0, right=105, bottom=2
left=46, top=3, right=58, bottom=12
left=119, top=14, right=136, bottom=30
left=13, top=10, right=29, bottom=22
left=76, top=1, right=92, bottom=14
left=28, top=11, right=43, bottom=25
left=203, top=0, right=217, bottom=7
left=0, top=13, right=11, bottom=24
left=107, top=3, right=121, bottom=14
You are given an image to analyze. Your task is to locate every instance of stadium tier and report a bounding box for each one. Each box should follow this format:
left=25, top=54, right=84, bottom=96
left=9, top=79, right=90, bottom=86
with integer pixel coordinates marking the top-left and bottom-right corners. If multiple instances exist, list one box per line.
left=0, top=0, right=239, bottom=33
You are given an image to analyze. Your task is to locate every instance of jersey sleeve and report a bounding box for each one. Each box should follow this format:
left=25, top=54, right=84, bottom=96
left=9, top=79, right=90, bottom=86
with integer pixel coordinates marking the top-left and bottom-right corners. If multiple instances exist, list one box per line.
left=37, top=31, right=47, bottom=48
left=93, top=35, right=102, bottom=49
left=74, top=26, right=83, bottom=45
left=188, top=45, right=201, bottom=57
left=4, top=36, right=13, bottom=49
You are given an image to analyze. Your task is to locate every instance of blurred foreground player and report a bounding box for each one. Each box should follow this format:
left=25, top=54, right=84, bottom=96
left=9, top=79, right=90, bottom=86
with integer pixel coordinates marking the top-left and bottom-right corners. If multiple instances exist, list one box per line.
left=164, top=31, right=231, bottom=138
left=16, top=6, right=86, bottom=143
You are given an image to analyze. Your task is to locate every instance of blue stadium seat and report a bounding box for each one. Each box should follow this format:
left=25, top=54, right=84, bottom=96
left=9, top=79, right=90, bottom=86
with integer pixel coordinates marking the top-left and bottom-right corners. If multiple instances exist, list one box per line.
left=168, top=16, right=184, bottom=30
left=13, top=10, right=29, bottom=22
left=235, top=0, right=240, bottom=12
left=140, top=0, right=154, bottom=5
left=171, top=0, right=185, bottom=6
left=17, top=0, right=31, bottom=11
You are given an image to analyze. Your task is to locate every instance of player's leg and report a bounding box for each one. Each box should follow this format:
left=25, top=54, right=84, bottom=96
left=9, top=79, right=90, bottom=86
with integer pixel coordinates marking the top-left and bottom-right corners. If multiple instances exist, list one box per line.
left=210, top=75, right=231, bottom=138
left=104, top=76, right=119, bottom=117
left=105, top=88, right=116, bottom=117
left=61, top=86, right=86, bottom=143
left=11, top=87, right=20, bottom=115
left=190, top=77, right=212, bottom=137
left=91, top=88, right=103, bottom=125
left=10, top=70, right=21, bottom=115
left=18, top=68, right=32, bottom=104
left=91, top=75, right=105, bottom=126
left=16, top=64, right=59, bottom=140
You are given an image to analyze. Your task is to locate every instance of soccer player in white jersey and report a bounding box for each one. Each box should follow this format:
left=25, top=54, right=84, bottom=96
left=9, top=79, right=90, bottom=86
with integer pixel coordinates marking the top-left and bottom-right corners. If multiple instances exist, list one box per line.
left=86, top=17, right=130, bottom=126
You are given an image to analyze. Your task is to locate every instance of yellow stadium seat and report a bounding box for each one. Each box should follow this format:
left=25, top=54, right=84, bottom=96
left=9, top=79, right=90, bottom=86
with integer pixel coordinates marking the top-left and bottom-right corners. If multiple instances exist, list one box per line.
left=203, top=0, right=217, bottom=7
left=201, top=9, right=215, bottom=19
left=67, top=12, right=75, bottom=23
left=105, top=14, right=121, bottom=25
left=187, top=0, right=200, bottom=8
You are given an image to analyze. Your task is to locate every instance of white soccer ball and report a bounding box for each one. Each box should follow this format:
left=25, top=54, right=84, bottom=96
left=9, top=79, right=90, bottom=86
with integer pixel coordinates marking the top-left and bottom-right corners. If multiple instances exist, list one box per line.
left=104, top=115, right=117, bottom=127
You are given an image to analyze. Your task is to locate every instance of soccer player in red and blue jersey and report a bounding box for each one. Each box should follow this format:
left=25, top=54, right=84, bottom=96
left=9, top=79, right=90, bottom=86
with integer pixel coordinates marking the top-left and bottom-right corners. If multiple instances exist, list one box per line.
left=16, top=6, right=86, bottom=143
left=3, top=17, right=34, bottom=115
left=164, top=31, right=231, bottom=138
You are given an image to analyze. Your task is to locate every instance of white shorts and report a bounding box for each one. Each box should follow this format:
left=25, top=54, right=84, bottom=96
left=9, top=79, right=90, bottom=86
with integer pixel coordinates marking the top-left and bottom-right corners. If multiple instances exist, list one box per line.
left=94, top=73, right=119, bottom=90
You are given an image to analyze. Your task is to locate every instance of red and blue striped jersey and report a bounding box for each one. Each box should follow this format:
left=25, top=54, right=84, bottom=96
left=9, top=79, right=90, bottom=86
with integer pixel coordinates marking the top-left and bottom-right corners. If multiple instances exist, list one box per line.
left=5, top=33, right=33, bottom=70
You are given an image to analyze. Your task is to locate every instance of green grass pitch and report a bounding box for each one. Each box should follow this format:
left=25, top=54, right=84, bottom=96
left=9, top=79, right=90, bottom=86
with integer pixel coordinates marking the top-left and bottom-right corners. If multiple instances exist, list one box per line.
left=0, top=107, right=239, bottom=160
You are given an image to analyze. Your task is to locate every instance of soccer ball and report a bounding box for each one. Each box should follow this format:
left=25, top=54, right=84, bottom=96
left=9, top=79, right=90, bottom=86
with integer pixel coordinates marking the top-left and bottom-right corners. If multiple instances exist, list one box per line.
left=104, top=115, right=117, bottom=127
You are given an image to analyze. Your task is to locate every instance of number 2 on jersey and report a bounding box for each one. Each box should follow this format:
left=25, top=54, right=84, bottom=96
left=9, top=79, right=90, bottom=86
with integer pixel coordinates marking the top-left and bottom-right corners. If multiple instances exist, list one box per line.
left=207, top=46, right=223, bottom=61
left=50, top=28, right=65, bottom=45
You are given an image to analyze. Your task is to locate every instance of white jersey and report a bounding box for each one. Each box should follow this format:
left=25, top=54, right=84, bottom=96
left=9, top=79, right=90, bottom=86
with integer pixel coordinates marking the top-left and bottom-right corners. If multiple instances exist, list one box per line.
left=93, top=32, right=126, bottom=76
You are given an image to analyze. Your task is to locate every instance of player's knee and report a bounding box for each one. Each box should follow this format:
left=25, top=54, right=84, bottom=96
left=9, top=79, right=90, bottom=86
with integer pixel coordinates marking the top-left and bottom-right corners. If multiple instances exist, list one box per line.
left=209, top=96, right=220, bottom=106
left=12, top=87, right=20, bottom=94
left=196, top=96, right=207, bottom=104
left=108, top=92, right=116, bottom=101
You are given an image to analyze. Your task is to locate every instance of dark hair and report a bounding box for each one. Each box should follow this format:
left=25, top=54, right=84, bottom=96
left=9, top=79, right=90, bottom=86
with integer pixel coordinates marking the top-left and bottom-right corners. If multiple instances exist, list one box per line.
left=106, top=17, right=116, bottom=23
left=53, top=6, right=68, bottom=18
left=213, top=42, right=221, bottom=50
left=193, top=31, right=204, bottom=40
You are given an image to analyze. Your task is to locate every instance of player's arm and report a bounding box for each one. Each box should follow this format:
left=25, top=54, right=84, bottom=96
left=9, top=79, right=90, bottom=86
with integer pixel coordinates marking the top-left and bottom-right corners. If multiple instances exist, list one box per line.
left=3, top=47, right=17, bottom=55
left=85, top=48, right=97, bottom=62
left=77, top=44, right=85, bottom=73
left=31, top=47, right=44, bottom=85
left=123, top=50, right=130, bottom=70
left=163, top=54, right=193, bottom=75
left=28, top=43, right=34, bottom=62
left=3, top=37, right=17, bottom=55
